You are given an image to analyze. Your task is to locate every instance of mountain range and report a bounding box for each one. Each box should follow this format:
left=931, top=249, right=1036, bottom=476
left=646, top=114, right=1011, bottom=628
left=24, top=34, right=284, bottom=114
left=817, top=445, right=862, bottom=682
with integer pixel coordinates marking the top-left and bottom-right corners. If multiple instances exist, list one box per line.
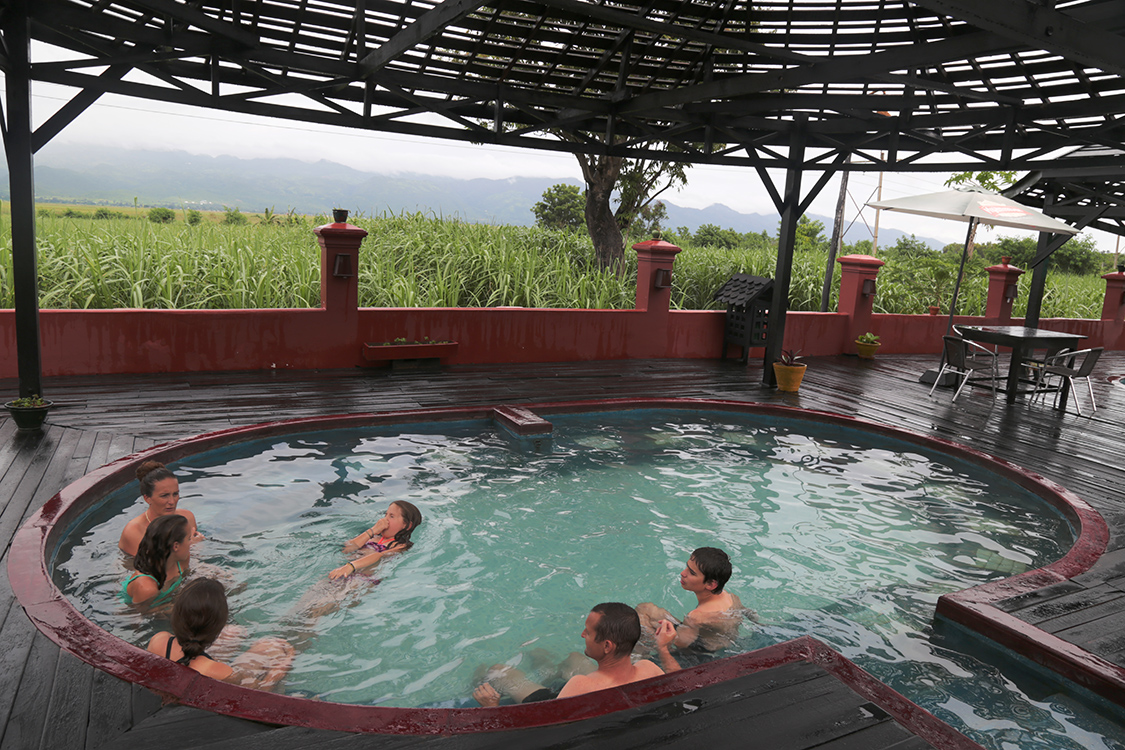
left=4, top=145, right=944, bottom=249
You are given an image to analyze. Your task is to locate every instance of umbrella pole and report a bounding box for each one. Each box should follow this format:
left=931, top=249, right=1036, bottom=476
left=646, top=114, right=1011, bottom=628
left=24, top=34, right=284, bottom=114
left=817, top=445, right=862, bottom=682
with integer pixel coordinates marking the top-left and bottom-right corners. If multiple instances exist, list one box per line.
left=932, top=217, right=976, bottom=375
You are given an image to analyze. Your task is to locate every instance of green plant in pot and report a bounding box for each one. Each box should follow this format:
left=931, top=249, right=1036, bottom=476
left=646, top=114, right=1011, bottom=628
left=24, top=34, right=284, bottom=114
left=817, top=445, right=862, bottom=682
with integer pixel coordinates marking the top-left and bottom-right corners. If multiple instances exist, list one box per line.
left=773, top=349, right=806, bottom=392
left=855, top=332, right=880, bottom=359
left=4, top=394, right=54, bottom=431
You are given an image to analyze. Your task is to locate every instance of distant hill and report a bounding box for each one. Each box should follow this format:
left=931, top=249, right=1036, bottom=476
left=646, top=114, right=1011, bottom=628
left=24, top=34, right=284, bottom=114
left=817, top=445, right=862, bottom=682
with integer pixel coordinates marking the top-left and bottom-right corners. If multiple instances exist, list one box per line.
left=2, top=145, right=944, bottom=249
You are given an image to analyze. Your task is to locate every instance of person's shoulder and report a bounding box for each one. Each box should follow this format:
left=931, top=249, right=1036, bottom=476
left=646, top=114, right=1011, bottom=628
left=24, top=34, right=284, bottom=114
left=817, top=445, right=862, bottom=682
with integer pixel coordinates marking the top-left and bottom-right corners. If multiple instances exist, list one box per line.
left=178, top=508, right=198, bottom=523
left=128, top=575, right=158, bottom=602
left=557, top=672, right=598, bottom=699
left=633, top=659, right=665, bottom=679
left=146, top=631, right=173, bottom=655
left=197, top=658, right=234, bottom=681
left=119, top=516, right=143, bottom=550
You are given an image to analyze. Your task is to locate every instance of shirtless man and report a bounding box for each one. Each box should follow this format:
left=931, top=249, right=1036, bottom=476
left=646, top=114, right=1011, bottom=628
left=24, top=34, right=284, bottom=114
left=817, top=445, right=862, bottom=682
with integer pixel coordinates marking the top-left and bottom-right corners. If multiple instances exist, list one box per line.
left=636, top=547, right=751, bottom=655
left=472, top=602, right=677, bottom=706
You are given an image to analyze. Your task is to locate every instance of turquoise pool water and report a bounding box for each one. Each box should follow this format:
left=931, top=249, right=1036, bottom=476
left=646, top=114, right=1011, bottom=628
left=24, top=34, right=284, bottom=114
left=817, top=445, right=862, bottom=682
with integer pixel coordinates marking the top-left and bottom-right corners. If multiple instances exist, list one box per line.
left=52, top=409, right=1125, bottom=749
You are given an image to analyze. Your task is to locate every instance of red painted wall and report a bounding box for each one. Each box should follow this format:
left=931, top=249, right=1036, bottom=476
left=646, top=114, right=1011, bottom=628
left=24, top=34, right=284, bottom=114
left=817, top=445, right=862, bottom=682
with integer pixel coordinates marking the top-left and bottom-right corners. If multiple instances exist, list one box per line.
left=1, top=239, right=1121, bottom=379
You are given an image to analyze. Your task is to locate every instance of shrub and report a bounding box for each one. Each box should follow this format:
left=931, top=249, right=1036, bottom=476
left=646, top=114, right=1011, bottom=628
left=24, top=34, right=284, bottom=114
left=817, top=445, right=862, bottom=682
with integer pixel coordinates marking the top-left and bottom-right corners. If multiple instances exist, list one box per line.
left=221, top=206, right=248, bottom=225
left=147, top=207, right=176, bottom=224
left=186, top=209, right=203, bottom=225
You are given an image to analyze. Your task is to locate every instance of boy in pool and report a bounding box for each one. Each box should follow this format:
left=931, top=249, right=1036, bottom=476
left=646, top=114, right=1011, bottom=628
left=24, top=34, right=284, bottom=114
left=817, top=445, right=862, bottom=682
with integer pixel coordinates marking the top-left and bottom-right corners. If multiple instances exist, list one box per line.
left=471, top=602, right=678, bottom=706
left=635, top=546, right=753, bottom=654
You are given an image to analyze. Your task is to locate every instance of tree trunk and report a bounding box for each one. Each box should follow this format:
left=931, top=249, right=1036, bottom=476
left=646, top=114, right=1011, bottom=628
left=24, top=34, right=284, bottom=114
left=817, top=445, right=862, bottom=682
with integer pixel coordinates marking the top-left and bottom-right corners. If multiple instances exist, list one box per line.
left=579, top=153, right=625, bottom=271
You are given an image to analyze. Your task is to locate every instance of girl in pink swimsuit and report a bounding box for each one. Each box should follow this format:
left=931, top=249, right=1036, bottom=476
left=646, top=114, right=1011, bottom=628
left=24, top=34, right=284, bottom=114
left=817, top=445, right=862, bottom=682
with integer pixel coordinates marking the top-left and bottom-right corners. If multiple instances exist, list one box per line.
left=329, top=501, right=422, bottom=580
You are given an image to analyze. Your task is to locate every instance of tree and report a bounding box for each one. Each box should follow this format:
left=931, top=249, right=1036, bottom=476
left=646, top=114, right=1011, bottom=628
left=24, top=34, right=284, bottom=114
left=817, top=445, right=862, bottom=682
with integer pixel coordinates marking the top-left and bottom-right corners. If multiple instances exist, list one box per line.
left=693, top=223, right=739, bottom=249
left=631, top=200, right=668, bottom=241
left=570, top=148, right=688, bottom=270
left=147, top=207, right=175, bottom=224
left=945, top=170, right=1018, bottom=192
left=533, top=184, right=585, bottom=230
left=186, top=209, right=203, bottom=226
left=791, top=215, right=827, bottom=252
left=886, top=234, right=933, bottom=258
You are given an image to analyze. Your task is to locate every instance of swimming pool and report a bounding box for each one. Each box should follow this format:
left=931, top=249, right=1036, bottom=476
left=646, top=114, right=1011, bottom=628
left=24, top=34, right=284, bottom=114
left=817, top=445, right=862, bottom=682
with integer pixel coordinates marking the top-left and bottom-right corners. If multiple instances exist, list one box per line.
left=13, top=399, right=1122, bottom=747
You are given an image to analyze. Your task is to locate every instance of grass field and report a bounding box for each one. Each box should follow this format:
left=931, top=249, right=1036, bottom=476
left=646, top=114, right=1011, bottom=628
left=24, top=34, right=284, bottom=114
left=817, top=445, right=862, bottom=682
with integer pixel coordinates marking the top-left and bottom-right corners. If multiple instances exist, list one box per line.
left=0, top=205, right=1112, bottom=317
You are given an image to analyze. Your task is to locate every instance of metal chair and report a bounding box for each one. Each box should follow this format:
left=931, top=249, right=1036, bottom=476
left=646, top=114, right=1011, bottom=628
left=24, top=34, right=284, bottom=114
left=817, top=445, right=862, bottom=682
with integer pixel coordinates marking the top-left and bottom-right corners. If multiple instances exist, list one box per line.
left=1035, top=347, right=1103, bottom=415
left=929, top=335, right=1000, bottom=401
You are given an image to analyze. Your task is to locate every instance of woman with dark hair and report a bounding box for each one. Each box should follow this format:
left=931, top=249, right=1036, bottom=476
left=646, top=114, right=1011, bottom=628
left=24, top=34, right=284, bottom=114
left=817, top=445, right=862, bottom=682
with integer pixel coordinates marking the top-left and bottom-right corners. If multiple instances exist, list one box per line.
left=147, top=578, right=295, bottom=691
left=330, top=500, right=422, bottom=580
left=119, top=460, right=202, bottom=557
left=121, top=514, right=191, bottom=606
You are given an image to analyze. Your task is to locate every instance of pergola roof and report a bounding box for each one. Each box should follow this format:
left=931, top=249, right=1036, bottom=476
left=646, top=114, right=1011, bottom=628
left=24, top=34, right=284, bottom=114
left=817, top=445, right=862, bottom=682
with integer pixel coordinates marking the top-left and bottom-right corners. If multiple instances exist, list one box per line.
left=21, top=0, right=1125, bottom=173
left=1007, top=145, right=1125, bottom=238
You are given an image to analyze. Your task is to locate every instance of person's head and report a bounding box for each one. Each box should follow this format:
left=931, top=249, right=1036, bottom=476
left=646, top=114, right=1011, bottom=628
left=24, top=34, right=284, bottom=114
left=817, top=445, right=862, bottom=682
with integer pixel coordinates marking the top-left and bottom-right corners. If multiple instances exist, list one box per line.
left=171, top=578, right=228, bottom=664
left=681, top=547, right=732, bottom=594
left=134, top=514, right=189, bottom=588
left=385, top=501, right=422, bottom=551
left=582, top=602, right=641, bottom=660
left=137, top=461, right=179, bottom=517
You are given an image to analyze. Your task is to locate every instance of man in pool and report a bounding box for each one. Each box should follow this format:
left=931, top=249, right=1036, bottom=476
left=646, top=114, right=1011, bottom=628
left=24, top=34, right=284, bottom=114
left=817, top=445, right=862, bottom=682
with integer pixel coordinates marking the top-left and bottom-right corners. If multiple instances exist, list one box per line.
left=471, top=602, right=677, bottom=706
left=636, top=546, right=752, bottom=655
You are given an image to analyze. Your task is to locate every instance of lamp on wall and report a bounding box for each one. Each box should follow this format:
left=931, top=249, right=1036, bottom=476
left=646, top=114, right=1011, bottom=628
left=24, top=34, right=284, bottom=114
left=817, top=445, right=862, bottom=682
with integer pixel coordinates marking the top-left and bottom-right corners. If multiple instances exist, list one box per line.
left=333, top=253, right=355, bottom=278
left=861, top=278, right=876, bottom=297
left=654, top=268, right=672, bottom=289
left=1004, top=283, right=1018, bottom=303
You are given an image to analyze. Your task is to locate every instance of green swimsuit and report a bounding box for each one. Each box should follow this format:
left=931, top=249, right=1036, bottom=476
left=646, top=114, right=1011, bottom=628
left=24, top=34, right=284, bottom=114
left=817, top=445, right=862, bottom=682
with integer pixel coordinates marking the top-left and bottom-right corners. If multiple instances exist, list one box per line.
left=120, top=561, right=184, bottom=605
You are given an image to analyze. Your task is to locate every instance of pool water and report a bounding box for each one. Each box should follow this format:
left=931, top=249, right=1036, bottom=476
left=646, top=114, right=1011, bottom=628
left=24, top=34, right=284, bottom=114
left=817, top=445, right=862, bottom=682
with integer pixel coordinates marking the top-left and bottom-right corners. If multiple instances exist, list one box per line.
left=52, top=409, right=1125, bottom=749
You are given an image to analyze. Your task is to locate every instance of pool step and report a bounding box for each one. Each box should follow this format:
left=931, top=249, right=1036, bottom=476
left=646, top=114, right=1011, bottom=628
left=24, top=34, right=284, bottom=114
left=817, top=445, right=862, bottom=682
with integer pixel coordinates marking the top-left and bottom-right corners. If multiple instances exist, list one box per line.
left=493, top=405, right=553, bottom=452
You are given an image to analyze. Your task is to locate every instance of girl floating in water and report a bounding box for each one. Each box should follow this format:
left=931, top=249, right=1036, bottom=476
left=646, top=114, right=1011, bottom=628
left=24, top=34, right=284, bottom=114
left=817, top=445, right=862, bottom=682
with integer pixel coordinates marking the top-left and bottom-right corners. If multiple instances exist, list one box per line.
left=147, top=578, right=295, bottom=691
left=119, top=460, right=202, bottom=557
left=121, top=514, right=191, bottom=606
left=329, top=500, right=422, bottom=580
left=285, top=501, right=423, bottom=635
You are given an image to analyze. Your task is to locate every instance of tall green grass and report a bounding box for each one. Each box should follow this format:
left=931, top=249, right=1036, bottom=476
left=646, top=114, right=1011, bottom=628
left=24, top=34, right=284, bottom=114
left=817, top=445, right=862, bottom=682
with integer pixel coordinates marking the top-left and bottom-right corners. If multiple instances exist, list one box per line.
left=0, top=211, right=1110, bottom=317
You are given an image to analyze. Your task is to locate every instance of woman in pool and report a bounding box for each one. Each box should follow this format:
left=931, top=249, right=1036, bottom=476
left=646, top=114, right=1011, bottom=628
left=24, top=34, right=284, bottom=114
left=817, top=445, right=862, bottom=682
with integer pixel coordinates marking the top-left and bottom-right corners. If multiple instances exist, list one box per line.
left=121, top=514, right=191, bottom=606
left=119, top=460, right=202, bottom=557
left=329, top=500, right=422, bottom=580
left=147, top=578, right=295, bottom=691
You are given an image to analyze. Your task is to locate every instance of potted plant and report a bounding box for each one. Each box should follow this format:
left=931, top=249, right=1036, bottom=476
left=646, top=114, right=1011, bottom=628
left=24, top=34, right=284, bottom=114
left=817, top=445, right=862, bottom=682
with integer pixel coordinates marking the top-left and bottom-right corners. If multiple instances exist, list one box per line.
left=4, top=394, right=53, bottom=431
left=772, top=349, right=806, bottom=392
left=855, top=332, right=880, bottom=359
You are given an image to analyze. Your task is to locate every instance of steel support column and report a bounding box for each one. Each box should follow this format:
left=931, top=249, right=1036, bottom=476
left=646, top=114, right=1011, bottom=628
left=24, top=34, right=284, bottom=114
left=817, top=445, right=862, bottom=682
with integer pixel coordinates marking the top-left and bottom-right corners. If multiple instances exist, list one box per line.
left=1025, top=187, right=1056, bottom=329
left=763, top=121, right=806, bottom=386
left=2, top=0, right=42, bottom=398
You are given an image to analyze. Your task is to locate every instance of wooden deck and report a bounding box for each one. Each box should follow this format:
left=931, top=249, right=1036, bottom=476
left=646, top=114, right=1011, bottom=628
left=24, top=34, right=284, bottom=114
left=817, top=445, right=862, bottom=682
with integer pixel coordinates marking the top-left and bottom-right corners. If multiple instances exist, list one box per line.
left=3, top=353, right=1124, bottom=748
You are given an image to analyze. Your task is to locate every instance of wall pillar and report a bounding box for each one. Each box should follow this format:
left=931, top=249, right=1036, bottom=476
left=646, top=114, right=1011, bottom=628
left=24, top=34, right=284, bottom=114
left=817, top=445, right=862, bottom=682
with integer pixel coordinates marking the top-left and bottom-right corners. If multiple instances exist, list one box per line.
left=1102, top=269, right=1125, bottom=324
left=985, top=259, right=1025, bottom=322
left=837, top=254, right=884, bottom=353
left=315, top=216, right=368, bottom=314
left=633, top=237, right=682, bottom=313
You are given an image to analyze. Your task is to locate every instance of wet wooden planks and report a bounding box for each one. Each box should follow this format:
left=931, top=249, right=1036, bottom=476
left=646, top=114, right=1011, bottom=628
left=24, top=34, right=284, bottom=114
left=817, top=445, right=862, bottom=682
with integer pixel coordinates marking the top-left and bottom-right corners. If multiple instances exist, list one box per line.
left=97, top=662, right=939, bottom=750
left=1, top=352, right=1123, bottom=748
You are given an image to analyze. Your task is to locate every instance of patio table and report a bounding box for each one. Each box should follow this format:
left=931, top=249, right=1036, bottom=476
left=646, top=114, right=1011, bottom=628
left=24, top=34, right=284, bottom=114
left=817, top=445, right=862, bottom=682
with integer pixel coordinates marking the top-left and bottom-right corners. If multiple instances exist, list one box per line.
left=956, top=325, right=1086, bottom=408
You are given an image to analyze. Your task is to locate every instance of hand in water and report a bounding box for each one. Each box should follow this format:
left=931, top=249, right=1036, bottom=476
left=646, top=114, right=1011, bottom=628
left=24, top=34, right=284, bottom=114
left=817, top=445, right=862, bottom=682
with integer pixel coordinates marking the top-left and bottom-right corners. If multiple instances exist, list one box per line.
left=328, top=564, right=354, bottom=580
left=654, top=619, right=676, bottom=650
left=473, top=683, right=501, bottom=707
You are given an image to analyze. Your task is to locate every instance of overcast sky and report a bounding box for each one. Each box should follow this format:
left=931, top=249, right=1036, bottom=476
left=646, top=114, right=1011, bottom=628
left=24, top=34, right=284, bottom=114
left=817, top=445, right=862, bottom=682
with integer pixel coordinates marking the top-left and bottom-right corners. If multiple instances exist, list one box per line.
left=22, top=76, right=1124, bottom=255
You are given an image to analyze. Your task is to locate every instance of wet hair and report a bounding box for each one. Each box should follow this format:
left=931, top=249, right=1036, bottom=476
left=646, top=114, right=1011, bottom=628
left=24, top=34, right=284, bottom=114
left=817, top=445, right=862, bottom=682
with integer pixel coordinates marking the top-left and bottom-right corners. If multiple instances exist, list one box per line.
left=691, top=547, right=732, bottom=594
left=590, top=602, right=642, bottom=657
left=134, top=514, right=188, bottom=589
left=137, top=460, right=177, bottom=498
left=387, top=501, right=422, bottom=551
left=171, top=578, right=228, bottom=665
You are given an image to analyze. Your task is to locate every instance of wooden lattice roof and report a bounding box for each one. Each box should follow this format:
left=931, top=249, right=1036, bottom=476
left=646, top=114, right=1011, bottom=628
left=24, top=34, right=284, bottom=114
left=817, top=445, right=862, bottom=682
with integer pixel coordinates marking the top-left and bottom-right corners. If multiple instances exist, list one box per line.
left=18, top=0, right=1125, bottom=173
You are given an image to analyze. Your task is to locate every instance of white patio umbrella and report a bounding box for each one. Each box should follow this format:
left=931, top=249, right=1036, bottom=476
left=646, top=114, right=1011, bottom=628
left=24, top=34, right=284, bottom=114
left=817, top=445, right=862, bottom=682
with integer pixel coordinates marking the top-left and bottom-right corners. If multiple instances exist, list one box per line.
left=868, top=187, right=1078, bottom=335
left=867, top=187, right=1078, bottom=381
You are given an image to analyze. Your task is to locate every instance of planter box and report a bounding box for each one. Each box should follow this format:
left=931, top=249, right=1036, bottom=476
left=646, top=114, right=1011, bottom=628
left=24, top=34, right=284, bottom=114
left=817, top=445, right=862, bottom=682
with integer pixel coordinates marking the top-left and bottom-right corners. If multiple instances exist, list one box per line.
left=363, top=341, right=459, bottom=367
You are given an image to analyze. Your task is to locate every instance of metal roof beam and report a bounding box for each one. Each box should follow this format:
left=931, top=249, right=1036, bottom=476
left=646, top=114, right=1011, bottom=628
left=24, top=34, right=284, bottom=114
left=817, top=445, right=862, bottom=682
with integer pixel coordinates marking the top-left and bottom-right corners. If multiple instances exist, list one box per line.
left=913, top=0, right=1125, bottom=76
left=358, top=0, right=492, bottom=75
